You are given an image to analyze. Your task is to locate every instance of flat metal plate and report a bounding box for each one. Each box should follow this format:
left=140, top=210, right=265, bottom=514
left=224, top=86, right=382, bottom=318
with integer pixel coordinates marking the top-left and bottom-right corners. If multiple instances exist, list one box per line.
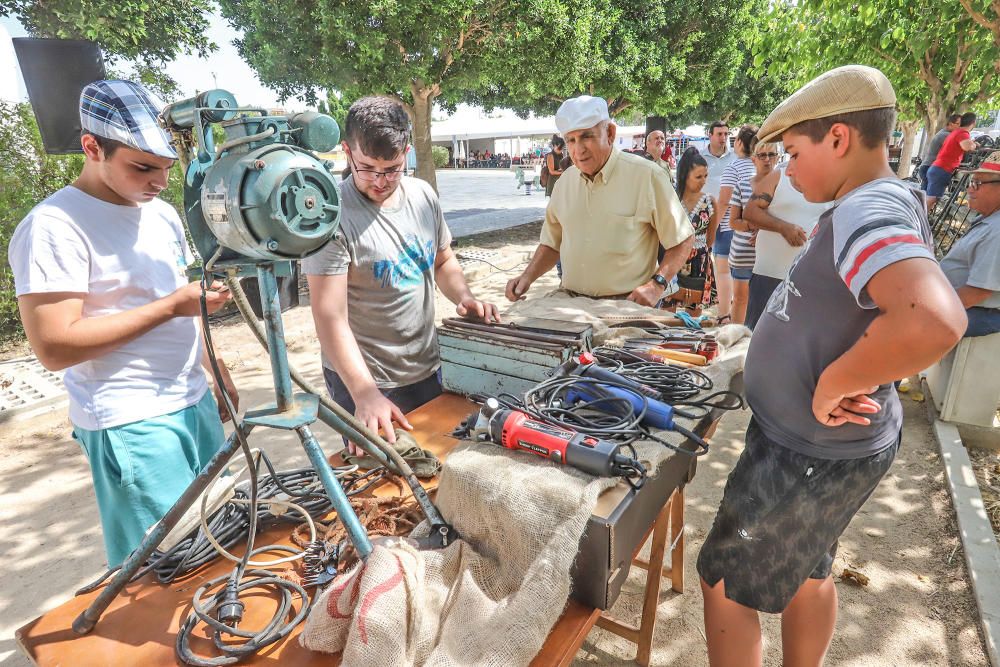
left=454, top=249, right=505, bottom=271
left=0, top=357, right=66, bottom=417
left=243, top=393, right=319, bottom=430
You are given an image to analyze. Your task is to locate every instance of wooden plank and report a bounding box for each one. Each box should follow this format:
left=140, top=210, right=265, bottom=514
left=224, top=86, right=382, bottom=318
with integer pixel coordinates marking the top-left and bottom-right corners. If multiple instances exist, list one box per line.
left=15, top=393, right=605, bottom=667
left=440, top=362, right=540, bottom=398
left=531, top=602, right=602, bottom=667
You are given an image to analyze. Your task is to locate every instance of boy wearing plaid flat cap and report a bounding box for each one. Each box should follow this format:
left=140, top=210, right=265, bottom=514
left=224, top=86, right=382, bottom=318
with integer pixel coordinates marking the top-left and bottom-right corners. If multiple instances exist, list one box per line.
left=697, top=66, right=966, bottom=666
left=8, top=80, right=238, bottom=567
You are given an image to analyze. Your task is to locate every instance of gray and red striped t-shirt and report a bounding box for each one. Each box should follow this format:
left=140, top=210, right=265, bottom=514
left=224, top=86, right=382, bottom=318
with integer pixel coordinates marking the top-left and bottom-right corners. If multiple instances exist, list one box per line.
left=744, top=178, right=934, bottom=460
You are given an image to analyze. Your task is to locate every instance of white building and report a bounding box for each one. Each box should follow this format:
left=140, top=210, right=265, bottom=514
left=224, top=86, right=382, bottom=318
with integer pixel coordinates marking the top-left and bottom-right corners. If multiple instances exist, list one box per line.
left=430, top=105, right=704, bottom=164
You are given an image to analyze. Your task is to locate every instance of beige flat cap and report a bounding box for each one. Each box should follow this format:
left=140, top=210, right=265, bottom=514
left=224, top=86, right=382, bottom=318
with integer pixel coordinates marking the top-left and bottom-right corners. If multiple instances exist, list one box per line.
left=758, top=65, right=896, bottom=144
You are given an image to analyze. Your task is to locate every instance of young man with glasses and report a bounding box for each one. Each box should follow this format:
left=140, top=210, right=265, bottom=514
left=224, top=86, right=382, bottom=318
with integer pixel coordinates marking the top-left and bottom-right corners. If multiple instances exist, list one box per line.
left=939, top=151, right=1000, bottom=337
left=303, top=97, right=499, bottom=452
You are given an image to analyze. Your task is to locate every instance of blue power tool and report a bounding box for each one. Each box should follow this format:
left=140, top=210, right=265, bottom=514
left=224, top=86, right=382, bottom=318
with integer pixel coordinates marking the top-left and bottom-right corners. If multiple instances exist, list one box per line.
left=566, top=383, right=677, bottom=430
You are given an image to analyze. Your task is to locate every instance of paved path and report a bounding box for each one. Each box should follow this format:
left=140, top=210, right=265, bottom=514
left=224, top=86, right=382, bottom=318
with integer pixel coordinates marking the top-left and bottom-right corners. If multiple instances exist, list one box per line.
left=436, top=169, right=546, bottom=237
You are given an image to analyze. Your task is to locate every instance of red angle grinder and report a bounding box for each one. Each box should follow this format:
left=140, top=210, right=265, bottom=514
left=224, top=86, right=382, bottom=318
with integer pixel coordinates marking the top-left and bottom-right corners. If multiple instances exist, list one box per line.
left=469, top=398, right=647, bottom=488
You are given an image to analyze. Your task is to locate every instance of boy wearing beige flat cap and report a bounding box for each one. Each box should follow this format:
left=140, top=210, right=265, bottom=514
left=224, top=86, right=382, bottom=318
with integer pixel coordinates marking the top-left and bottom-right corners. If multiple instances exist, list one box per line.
left=696, top=65, right=967, bottom=666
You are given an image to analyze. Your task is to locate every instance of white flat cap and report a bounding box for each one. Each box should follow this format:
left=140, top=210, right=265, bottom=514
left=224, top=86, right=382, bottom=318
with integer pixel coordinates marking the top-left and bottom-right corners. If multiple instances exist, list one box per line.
left=556, top=95, right=610, bottom=135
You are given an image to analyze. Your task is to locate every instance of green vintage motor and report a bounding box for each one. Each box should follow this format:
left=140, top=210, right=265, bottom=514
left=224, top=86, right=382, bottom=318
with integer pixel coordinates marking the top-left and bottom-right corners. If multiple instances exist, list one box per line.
left=162, top=90, right=342, bottom=265
left=200, top=143, right=341, bottom=260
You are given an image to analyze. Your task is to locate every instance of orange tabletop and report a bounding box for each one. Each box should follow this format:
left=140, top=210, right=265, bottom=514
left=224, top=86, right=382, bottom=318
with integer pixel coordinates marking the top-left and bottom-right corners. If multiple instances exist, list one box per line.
left=17, top=393, right=599, bottom=666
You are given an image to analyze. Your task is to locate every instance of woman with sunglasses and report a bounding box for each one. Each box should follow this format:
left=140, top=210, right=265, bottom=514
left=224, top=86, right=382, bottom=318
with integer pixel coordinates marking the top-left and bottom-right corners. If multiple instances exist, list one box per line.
left=742, top=142, right=833, bottom=329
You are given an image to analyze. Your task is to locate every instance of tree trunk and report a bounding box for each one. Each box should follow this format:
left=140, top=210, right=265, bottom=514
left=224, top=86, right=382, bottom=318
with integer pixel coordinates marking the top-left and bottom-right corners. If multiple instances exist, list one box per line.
left=408, top=84, right=438, bottom=193
left=897, top=120, right=921, bottom=178
left=924, top=102, right=949, bottom=146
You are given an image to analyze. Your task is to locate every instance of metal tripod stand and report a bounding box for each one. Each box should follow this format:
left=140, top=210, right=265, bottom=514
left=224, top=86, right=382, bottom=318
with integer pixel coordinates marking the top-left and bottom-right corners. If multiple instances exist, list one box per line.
left=73, top=263, right=393, bottom=633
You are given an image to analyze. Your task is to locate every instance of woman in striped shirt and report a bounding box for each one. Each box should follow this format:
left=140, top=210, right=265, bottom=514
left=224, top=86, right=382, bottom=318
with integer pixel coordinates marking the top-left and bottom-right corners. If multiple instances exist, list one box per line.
left=720, top=125, right=759, bottom=324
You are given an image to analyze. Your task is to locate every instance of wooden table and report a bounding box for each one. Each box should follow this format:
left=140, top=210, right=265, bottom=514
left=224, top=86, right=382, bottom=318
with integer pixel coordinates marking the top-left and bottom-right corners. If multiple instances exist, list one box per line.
left=17, top=393, right=698, bottom=666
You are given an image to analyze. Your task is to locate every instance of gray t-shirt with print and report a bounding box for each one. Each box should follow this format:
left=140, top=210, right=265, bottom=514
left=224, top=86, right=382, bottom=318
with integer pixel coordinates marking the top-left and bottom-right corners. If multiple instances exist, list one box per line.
left=940, top=209, right=1000, bottom=309
left=744, top=178, right=935, bottom=460
left=301, top=175, right=451, bottom=387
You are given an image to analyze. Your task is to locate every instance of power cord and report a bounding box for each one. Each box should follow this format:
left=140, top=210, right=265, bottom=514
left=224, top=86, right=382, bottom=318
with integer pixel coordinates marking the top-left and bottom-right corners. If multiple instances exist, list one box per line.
left=519, top=375, right=711, bottom=455
left=172, top=267, right=309, bottom=666
left=591, top=346, right=744, bottom=416
left=75, top=459, right=389, bottom=593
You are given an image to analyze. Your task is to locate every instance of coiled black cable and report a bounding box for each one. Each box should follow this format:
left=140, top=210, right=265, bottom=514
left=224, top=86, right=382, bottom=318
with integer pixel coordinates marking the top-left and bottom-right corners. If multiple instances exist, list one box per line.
left=522, top=374, right=711, bottom=455
left=175, top=554, right=311, bottom=666
left=592, top=346, right=744, bottom=417
left=75, top=454, right=388, bottom=594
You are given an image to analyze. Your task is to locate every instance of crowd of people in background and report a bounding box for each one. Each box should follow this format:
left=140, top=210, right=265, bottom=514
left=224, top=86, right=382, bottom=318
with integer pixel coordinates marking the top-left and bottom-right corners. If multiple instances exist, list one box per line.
left=525, top=108, right=996, bottom=339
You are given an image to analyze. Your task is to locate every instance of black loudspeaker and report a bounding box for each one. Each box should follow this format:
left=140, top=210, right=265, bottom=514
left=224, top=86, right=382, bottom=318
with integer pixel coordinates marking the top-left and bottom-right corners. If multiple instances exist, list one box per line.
left=645, top=116, right=667, bottom=137
left=12, top=38, right=106, bottom=154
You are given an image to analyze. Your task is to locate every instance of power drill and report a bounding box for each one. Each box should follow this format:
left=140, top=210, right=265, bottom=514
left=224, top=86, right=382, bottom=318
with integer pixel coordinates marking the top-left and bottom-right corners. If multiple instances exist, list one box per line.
left=473, top=398, right=646, bottom=487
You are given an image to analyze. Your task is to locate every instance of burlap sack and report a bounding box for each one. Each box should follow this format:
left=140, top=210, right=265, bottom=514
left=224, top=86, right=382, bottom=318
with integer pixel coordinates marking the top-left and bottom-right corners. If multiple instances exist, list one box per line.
left=300, top=442, right=617, bottom=666
left=504, top=290, right=750, bottom=348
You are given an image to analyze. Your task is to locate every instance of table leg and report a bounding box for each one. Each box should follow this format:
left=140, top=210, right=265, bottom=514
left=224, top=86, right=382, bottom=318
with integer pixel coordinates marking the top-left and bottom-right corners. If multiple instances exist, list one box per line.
left=635, top=494, right=672, bottom=665
left=596, top=491, right=675, bottom=666
left=671, top=487, right=685, bottom=594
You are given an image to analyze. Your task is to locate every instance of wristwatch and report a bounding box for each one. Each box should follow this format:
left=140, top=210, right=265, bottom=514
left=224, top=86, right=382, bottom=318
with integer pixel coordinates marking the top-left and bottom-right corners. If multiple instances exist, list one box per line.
left=650, top=274, right=668, bottom=288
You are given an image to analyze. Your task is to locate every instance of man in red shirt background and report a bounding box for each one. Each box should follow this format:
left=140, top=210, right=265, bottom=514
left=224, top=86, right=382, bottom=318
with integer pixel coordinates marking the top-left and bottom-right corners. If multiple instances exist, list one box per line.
left=924, top=112, right=977, bottom=211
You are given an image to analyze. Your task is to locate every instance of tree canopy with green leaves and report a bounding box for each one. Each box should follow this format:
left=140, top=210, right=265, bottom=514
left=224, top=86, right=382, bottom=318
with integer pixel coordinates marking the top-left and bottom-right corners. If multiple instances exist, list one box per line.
left=219, top=0, right=588, bottom=190
left=659, top=50, right=796, bottom=129
left=219, top=0, right=759, bottom=189
left=578, top=0, right=763, bottom=117
left=755, top=0, right=1000, bottom=173
left=1, top=0, right=216, bottom=95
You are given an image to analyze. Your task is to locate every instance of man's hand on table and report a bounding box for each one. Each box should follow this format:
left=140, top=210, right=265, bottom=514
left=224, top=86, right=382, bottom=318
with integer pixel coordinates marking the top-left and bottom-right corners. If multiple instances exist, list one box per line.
left=627, top=279, right=664, bottom=308
left=350, top=386, right=413, bottom=456
left=505, top=273, right=533, bottom=302
left=456, top=297, right=502, bottom=323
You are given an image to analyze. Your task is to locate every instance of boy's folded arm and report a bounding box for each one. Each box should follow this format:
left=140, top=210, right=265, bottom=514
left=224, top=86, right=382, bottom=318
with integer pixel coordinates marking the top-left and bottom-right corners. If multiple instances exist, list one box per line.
left=819, top=258, right=967, bottom=396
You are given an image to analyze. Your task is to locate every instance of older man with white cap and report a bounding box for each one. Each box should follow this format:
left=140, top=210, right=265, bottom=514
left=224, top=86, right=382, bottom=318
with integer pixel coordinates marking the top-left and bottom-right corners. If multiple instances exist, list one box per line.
left=8, top=80, right=237, bottom=567
left=505, top=95, right=694, bottom=305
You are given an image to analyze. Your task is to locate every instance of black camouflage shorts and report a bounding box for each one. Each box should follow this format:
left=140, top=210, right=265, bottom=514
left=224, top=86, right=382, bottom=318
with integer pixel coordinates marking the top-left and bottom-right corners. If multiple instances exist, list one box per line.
left=696, top=417, right=899, bottom=614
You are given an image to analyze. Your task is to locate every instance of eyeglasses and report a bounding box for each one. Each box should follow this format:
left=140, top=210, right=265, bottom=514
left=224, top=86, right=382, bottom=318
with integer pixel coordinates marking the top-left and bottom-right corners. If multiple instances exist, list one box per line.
left=969, top=178, right=1000, bottom=189
left=348, top=153, right=406, bottom=182
left=754, top=152, right=779, bottom=160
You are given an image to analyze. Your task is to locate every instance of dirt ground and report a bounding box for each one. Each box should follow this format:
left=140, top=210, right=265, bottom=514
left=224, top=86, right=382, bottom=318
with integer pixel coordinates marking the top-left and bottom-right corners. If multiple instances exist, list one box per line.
left=0, top=221, right=991, bottom=666
left=969, top=448, right=1000, bottom=546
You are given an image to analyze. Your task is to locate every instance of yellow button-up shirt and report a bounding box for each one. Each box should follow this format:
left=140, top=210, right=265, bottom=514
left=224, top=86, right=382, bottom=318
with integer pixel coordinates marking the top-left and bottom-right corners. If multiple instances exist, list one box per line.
left=541, top=148, right=693, bottom=297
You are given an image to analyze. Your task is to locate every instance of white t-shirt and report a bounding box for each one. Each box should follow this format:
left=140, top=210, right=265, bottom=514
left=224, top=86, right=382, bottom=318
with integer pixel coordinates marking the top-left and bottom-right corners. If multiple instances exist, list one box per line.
left=9, top=186, right=208, bottom=430
left=753, top=165, right=832, bottom=279
left=699, top=146, right=736, bottom=200
left=699, top=146, right=737, bottom=233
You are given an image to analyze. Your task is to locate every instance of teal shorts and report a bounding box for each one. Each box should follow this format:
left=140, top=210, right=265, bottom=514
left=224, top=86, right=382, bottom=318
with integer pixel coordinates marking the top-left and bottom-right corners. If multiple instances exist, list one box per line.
left=72, top=391, right=225, bottom=567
